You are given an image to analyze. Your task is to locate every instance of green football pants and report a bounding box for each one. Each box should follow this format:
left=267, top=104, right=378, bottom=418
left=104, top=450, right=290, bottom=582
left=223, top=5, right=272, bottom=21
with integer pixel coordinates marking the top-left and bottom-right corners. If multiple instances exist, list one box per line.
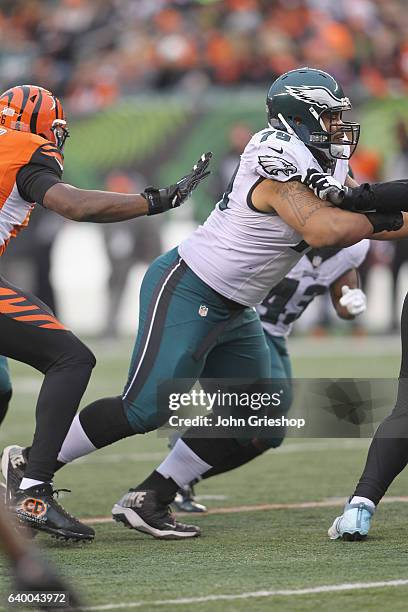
left=0, top=356, right=11, bottom=394
left=122, top=247, right=271, bottom=433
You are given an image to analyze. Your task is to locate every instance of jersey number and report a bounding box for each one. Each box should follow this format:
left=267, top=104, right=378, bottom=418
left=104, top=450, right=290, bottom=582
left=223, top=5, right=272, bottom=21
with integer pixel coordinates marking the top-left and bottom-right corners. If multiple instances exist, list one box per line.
left=263, top=280, right=326, bottom=325
left=263, top=278, right=300, bottom=324
left=260, top=130, right=291, bottom=143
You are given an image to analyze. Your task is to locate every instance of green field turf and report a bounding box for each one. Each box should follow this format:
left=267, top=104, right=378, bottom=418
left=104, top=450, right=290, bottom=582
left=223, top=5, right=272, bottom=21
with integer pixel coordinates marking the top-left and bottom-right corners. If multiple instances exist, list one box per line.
left=1, top=336, right=407, bottom=611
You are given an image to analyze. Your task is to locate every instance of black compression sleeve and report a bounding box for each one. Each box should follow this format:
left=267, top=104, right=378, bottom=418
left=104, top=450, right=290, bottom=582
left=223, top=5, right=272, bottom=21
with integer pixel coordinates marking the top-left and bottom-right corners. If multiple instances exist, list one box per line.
left=16, top=163, right=62, bottom=206
left=343, top=180, right=408, bottom=213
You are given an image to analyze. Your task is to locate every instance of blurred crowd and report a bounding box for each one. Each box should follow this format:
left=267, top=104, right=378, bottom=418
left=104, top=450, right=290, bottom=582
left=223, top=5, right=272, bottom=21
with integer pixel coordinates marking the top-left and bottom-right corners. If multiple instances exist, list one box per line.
left=1, top=0, right=408, bottom=335
left=1, top=0, right=408, bottom=114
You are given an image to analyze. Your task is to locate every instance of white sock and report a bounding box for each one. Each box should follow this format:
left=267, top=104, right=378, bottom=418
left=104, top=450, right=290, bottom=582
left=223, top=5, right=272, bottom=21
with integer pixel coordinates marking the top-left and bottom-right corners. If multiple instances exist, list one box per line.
left=20, top=478, right=45, bottom=490
left=350, top=496, right=375, bottom=509
left=157, top=439, right=211, bottom=488
left=57, top=414, right=97, bottom=464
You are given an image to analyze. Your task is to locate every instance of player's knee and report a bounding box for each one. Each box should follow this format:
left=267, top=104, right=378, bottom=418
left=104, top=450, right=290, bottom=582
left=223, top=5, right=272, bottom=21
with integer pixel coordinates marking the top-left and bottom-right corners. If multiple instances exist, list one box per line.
left=51, top=334, right=96, bottom=371
left=67, top=341, right=96, bottom=371
left=79, top=396, right=134, bottom=448
left=74, top=340, right=96, bottom=369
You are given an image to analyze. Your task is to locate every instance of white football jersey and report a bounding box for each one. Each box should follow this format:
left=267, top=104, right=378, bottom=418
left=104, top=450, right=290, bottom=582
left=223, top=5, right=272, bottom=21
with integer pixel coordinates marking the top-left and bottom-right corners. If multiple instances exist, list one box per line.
left=179, top=127, right=349, bottom=306
left=257, top=240, right=370, bottom=338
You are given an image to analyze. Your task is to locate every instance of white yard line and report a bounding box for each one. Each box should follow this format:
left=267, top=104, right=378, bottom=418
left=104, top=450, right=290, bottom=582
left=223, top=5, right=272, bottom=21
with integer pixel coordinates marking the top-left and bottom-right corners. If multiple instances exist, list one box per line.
left=83, top=579, right=408, bottom=610
left=84, top=494, right=408, bottom=524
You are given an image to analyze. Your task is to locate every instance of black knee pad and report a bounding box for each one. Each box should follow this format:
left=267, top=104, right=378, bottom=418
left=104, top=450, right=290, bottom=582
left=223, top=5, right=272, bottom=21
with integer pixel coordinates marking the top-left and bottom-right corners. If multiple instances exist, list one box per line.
left=79, top=396, right=134, bottom=448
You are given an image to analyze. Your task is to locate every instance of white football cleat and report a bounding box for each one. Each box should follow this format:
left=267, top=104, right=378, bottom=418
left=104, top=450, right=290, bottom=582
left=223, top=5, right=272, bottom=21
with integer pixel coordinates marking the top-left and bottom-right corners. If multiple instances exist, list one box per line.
left=328, top=500, right=375, bottom=541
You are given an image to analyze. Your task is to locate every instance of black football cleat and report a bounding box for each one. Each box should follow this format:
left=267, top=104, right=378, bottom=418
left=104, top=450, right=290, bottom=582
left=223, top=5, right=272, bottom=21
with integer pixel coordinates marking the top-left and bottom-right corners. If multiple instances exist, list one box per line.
left=13, top=484, right=95, bottom=542
left=172, top=484, right=207, bottom=513
left=112, top=489, right=201, bottom=540
left=1, top=445, right=28, bottom=504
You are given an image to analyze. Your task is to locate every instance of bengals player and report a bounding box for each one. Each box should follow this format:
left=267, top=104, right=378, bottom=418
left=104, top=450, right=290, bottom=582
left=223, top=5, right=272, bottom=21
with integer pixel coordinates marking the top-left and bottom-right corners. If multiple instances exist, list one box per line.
left=0, top=84, right=211, bottom=542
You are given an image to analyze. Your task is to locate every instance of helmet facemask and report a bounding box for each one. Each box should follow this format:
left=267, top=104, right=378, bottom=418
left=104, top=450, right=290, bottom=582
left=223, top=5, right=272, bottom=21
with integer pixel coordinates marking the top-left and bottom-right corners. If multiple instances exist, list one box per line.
left=309, top=106, right=360, bottom=160
left=51, top=119, right=69, bottom=152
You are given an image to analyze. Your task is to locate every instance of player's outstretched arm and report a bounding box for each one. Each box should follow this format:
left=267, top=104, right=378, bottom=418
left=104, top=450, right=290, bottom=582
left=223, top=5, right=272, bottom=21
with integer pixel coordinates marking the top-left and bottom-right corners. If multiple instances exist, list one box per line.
left=43, top=152, right=212, bottom=222
left=302, top=168, right=408, bottom=215
left=252, top=179, right=375, bottom=248
left=43, top=183, right=148, bottom=222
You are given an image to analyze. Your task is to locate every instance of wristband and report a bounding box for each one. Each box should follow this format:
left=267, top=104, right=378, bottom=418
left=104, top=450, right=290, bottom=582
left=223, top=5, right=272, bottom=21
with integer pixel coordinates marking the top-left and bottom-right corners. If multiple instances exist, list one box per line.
left=364, top=211, right=403, bottom=233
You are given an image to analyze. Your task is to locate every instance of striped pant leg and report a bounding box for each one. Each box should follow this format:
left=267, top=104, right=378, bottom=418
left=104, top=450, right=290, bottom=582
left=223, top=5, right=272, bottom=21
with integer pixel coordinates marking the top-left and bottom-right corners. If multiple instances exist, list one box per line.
left=0, top=275, right=96, bottom=481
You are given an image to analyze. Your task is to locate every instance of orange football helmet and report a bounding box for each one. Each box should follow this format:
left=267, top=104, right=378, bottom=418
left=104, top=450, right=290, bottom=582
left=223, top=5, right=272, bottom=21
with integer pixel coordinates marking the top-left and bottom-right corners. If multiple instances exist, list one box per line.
left=0, top=85, right=69, bottom=151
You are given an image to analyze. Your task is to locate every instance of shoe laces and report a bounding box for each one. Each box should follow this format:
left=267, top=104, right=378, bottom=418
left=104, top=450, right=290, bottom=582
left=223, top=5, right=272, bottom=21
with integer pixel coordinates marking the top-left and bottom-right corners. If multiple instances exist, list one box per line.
left=52, top=488, right=71, bottom=497
left=155, top=499, right=175, bottom=523
left=49, top=488, right=83, bottom=525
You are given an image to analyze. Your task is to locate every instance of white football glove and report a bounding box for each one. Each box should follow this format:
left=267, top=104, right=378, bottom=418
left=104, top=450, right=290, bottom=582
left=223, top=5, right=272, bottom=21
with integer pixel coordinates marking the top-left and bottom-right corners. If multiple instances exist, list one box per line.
left=301, top=168, right=346, bottom=204
left=339, top=285, right=367, bottom=316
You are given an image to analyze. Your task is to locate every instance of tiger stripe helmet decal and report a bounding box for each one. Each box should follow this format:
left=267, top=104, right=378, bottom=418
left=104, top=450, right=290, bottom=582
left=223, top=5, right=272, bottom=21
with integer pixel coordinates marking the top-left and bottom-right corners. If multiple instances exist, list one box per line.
left=0, top=85, right=68, bottom=151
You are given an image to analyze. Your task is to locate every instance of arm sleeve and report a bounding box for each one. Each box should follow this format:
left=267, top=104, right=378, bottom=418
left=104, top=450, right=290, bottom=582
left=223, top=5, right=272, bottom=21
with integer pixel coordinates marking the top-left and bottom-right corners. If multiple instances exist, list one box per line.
left=16, top=143, right=64, bottom=206
left=344, top=180, right=408, bottom=213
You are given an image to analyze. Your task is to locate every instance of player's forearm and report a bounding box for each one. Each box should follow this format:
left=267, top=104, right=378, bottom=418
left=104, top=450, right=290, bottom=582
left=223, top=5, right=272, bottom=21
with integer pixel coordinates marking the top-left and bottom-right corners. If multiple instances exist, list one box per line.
left=303, top=208, right=373, bottom=248
left=43, top=183, right=148, bottom=222
left=330, top=269, right=359, bottom=320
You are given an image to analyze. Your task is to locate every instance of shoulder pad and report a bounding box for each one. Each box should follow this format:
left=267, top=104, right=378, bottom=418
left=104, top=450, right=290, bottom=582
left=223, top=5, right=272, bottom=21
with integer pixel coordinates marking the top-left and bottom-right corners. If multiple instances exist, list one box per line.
left=244, top=129, right=314, bottom=182
left=29, top=141, right=64, bottom=176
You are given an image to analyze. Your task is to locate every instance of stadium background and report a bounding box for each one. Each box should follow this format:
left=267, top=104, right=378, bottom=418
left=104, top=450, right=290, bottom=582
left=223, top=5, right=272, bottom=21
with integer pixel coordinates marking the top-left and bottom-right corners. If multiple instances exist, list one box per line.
left=2, top=2, right=408, bottom=610
left=1, top=0, right=408, bottom=334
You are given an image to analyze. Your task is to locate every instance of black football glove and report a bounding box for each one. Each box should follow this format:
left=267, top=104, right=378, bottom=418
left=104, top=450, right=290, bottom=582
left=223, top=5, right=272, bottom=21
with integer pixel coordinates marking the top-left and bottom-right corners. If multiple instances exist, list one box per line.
left=301, top=168, right=347, bottom=205
left=143, top=152, right=212, bottom=216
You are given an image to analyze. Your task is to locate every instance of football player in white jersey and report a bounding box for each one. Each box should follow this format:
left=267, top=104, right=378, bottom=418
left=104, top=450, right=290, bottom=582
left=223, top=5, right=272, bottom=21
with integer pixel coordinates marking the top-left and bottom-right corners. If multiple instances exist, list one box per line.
left=4, top=67, right=404, bottom=540
left=173, top=240, right=369, bottom=512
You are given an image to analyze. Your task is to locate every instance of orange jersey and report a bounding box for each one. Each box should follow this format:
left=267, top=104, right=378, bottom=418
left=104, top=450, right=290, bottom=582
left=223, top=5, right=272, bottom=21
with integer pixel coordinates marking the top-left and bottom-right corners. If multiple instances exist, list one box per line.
left=0, top=127, right=63, bottom=256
